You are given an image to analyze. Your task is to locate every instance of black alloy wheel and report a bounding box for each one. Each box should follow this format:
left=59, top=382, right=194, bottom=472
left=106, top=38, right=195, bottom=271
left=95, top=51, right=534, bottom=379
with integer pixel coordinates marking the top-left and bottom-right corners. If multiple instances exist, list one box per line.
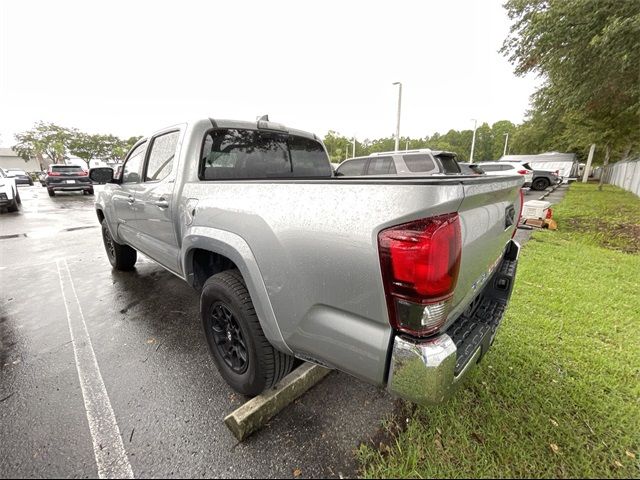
left=209, top=302, right=248, bottom=374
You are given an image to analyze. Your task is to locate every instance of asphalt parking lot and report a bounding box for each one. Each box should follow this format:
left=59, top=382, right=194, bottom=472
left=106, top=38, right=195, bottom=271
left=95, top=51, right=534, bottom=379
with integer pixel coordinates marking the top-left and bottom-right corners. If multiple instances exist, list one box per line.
left=0, top=183, right=566, bottom=478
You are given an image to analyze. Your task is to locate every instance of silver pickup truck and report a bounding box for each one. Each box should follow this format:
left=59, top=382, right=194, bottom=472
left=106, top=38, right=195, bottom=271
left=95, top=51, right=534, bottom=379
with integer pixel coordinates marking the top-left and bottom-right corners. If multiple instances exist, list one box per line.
left=90, top=118, right=523, bottom=405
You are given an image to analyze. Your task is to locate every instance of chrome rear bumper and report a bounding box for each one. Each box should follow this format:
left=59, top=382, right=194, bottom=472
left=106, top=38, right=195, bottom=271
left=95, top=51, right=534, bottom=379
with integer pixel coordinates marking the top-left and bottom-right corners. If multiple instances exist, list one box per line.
left=387, top=240, right=520, bottom=405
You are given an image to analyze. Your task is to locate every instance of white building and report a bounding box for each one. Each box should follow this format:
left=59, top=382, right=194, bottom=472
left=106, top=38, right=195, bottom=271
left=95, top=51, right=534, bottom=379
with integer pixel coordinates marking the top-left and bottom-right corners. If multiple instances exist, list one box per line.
left=0, top=148, right=43, bottom=171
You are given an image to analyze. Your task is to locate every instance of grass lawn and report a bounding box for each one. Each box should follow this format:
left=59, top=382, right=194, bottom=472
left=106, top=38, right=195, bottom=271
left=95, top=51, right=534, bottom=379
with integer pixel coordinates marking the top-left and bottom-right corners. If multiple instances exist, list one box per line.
left=357, top=183, right=640, bottom=478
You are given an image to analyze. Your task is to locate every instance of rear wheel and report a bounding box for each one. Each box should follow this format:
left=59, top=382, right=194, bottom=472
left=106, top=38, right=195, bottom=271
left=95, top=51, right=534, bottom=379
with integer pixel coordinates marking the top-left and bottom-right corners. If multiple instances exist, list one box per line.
left=532, top=178, right=550, bottom=191
left=47, top=188, right=55, bottom=197
left=87, top=188, right=94, bottom=195
left=101, top=219, right=137, bottom=270
left=201, top=269, right=294, bottom=396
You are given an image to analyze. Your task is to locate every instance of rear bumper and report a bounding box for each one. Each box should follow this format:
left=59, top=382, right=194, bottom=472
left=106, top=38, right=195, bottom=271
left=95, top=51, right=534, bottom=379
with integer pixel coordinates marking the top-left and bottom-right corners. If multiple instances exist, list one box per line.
left=47, top=180, right=93, bottom=191
left=387, top=240, right=520, bottom=405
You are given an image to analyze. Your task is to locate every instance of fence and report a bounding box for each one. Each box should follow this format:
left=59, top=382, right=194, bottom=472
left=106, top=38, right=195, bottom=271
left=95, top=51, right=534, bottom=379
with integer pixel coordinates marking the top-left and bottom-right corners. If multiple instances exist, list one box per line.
left=596, top=159, right=640, bottom=197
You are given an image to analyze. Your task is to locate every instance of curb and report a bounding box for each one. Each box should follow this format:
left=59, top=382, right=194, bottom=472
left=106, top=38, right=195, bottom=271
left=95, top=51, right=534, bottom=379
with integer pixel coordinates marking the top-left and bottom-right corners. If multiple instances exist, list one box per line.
left=224, top=363, right=331, bottom=441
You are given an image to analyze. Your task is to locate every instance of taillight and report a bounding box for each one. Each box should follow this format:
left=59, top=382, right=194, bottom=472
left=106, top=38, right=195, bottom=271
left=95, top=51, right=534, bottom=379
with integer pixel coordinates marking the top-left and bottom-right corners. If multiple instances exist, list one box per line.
left=48, top=171, right=60, bottom=176
left=79, top=170, right=88, bottom=176
left=517, top=169, right=529, bottom=175
left=512, top=188, right=524, bottom=238
left=546, top=208, right=553, bottom=219
left=378, top=213, right=462, bottom=337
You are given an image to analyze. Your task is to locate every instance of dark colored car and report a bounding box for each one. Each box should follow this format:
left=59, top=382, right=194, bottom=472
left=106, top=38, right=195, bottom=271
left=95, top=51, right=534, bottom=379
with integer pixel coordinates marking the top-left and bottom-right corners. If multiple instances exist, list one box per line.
left=45, top=165, right=94, bottom=196
left=5, top=169, right=34, bottom=186
left=458, top=163, right=485, bottom=175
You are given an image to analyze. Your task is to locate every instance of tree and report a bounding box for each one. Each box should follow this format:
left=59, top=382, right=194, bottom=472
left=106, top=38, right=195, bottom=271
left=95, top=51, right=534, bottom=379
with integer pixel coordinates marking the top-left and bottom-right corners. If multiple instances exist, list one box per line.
left=13, top=122, right=75, bottom=166
left=502, top=0, right=640, bottom=162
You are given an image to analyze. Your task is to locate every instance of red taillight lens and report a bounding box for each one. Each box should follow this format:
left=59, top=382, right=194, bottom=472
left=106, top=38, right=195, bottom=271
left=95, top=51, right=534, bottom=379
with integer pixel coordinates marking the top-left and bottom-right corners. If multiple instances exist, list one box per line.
left=517, top=169, right=528, bottom=175
left=48, top=171, right=60, bottom=176
left=546, top=208, right=553, bottom=219
left=379, top=213, right=462, bottom=336
left=79, top=170, right=88, bottom=176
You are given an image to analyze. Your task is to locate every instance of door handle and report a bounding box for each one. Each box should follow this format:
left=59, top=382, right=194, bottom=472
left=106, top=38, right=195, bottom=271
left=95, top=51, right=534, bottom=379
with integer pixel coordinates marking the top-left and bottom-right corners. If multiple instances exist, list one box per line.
left=127, top=195, right=135, bottom=204
left=154, top=199, right=169, bottom=209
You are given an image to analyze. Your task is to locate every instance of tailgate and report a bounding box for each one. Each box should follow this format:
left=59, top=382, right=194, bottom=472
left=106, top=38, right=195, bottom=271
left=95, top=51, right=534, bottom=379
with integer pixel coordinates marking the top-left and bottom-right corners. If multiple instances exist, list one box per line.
left=445, top=176, right=523, bottom=328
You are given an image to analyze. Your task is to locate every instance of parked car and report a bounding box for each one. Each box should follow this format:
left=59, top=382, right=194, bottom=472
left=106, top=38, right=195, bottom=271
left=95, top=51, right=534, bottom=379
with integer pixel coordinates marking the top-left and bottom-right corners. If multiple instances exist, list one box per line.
left=0, top=167, right=21, bottom=212
left=91, top=118, right=523, bottom=405
left=5, top=168, right=34, bottom=186
left=45, top=164, right=94, bottom=196
left=459, top=163, right=485, bottom=175
left=335, top=149, right=461, bottom=176
left=530, top=169, right=562, bottom=191
left=477, top=161, right=534, bottom=187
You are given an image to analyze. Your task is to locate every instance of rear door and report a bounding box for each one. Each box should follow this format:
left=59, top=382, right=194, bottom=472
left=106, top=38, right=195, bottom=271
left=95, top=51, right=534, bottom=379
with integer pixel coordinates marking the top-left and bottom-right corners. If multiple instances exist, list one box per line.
left=113, top=140, right=147, bottom=247
left=134, top=129, right=181, bottom=274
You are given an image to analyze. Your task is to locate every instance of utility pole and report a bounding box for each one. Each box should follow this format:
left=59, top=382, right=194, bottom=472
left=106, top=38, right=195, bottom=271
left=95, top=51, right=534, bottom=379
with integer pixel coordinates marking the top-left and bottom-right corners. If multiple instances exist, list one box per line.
left=583, top=144, right=596, bottom=183
left=345, top=143, right=349, bottom=160
left=406, top=140, right=409, bottom=151
left=393, top=82, right=402, bottom=152
left=352, top=137, right=356, bottom=158
left=470, top=119, right=478, bottom=163
left=503, top=132, right=509, bottom=157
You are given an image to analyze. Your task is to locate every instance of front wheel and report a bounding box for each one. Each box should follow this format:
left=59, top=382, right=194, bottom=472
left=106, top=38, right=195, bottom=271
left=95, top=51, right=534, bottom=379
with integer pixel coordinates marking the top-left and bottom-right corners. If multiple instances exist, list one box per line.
left=101, top=219, right=137, bottom=270
left=201, top=270, right=294, bottom=396
left=7, top=191, right=19, bottom=212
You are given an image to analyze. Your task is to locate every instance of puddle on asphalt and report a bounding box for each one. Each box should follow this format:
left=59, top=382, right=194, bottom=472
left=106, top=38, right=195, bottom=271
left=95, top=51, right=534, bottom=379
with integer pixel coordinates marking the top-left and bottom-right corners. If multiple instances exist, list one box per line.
left=0, top=225, right=97, bottom=240
left=0, top=234, right=27, bottom=240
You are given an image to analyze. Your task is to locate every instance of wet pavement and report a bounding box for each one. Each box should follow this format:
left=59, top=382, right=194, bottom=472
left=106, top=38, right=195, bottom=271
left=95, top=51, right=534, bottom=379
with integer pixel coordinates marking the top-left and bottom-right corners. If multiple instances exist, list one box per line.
left=0, top=186, right=394, bottom=479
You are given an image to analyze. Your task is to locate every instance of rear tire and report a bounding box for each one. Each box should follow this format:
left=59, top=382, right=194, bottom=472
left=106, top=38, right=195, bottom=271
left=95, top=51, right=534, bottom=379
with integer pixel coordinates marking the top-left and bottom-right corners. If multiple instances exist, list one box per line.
left=201, top=269, right=294, bottom=396
left=47, top=188, right=55, bottom=197
left=532, top=178, right=550, bottom=191
left=101, top=219, right=137, bottom=270
left=87, top=188, right=94, bottom=195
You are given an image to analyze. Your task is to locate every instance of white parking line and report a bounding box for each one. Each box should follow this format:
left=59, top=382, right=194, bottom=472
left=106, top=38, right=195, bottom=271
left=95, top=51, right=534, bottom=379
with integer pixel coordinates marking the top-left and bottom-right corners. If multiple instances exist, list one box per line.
left=56, top=259, right=134, bottom=479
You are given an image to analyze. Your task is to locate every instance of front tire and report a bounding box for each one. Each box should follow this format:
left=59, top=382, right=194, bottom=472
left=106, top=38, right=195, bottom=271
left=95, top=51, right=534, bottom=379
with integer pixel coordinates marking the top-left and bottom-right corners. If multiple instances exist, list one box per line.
left=101, top=219, right=137, bottom=270
left=201, top=270, right=294, bottom=396
left=7, top=191, right=19, bottom=212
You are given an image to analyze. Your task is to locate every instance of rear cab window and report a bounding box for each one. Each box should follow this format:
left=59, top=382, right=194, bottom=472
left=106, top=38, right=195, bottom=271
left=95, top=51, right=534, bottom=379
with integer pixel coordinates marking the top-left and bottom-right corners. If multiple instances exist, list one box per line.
left=200, top=129, right=331, bottom=180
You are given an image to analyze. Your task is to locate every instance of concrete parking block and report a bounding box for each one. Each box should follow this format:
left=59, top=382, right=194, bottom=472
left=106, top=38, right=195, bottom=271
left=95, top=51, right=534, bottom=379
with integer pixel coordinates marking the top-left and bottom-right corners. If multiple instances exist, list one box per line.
left=224, top=363, right=331, bottom=441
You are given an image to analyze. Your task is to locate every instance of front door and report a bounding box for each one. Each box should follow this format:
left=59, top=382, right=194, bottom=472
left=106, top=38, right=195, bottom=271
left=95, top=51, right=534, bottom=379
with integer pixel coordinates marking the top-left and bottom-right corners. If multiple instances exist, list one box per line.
left=113, top=140, right=147, bottom=248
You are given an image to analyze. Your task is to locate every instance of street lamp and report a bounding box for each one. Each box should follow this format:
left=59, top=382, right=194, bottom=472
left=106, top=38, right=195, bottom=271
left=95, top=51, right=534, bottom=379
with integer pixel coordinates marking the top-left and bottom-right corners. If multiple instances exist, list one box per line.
left=503, top=132, right=509, bottom=157
left=469, top=118, right=478, bottom=163
left=352, top=136, right=356, bottom=158
left=393, top=82, right=402, bottom=152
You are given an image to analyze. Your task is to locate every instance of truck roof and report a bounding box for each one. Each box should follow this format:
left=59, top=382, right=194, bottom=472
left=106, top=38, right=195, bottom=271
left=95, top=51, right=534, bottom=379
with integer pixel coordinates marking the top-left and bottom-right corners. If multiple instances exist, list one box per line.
left=209, top=118, right=320, bottom=142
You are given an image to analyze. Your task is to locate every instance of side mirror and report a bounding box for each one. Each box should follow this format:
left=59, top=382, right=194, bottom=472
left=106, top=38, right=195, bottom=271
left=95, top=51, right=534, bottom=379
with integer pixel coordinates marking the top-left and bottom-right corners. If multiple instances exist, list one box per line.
left=90, top=167, right=114, bottom=184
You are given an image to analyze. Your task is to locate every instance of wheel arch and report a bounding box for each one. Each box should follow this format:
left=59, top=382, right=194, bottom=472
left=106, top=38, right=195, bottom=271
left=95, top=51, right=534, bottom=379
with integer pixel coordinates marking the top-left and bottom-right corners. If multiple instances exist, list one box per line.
left=182, top=226, right=292, bottom=355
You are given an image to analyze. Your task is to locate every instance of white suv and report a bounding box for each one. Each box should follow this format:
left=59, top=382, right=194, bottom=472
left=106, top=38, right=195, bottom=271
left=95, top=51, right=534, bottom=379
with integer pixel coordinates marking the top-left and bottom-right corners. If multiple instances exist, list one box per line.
left=477, top=161, right=534, bottom=186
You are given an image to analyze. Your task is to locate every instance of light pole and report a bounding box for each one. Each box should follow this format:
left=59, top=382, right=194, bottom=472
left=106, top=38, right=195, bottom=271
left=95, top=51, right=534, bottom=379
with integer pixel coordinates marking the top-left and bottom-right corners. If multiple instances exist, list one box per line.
left=345, top=143, right=350, bottom=160
left=469, top=118, right=478, bottom=163
left=393, top=82, right=402, bottom=152
left=503, top=132, right=509, bottom=157
left=352, top=137, right=356, bottom=158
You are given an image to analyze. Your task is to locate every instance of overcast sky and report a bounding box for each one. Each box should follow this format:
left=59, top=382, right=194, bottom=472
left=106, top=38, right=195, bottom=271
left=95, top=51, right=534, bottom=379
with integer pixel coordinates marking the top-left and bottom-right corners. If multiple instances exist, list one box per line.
left=0, top=0, right=540, bottom=146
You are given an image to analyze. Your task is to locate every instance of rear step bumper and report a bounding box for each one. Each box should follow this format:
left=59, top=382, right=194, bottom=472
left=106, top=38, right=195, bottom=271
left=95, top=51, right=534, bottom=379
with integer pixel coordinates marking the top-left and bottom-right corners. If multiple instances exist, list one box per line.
left=387, top=240, right=520, bottom=405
